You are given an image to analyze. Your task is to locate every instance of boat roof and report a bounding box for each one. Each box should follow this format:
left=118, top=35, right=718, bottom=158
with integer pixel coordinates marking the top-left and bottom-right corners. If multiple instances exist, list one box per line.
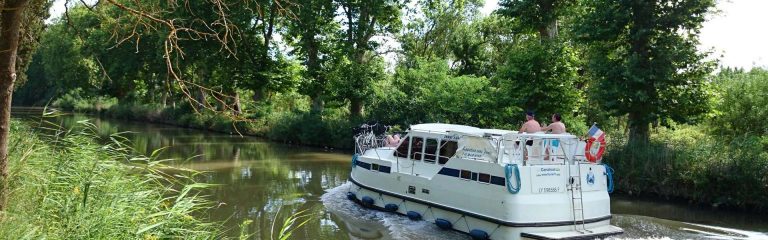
left=410, top=123, right=515, bottom=136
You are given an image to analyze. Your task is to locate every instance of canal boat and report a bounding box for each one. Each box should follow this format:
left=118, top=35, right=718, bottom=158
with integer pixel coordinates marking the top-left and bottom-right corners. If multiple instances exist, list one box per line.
left=345, top=123, right=623, bottom=240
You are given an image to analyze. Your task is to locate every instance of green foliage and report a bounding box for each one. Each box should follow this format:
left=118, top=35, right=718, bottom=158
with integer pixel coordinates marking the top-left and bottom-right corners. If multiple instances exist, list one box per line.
left=326, top=56, right=388, bottom=109
left=494, top=40, right=582, bottom=123
left=498, top=0, right=574, bottom=38
left=369, top=58, right=503, bottom=128
left=708, top=68, right=768, bottom=137
left=604, top=125, right=768, bottom=210
left=13, top=0, right=50, bottom=86
left=575, top=0, right=716, bottom=141
left=284, top=0, right=338, bottom=105
left=0, top=121, right=218, bottom=239
left=400, top=0, right=483, bottom=61
left=52, top=88, right=117, bottom=112
left=266, top=108, right=355, bottom=149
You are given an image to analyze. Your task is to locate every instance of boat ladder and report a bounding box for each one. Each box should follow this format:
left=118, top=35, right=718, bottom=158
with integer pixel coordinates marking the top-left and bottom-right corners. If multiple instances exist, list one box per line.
left=569, top=162, right=591, bottom=233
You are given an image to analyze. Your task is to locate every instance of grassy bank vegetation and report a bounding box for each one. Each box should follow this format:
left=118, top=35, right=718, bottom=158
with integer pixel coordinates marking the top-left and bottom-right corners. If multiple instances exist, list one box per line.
left=51, top=91, right=358, bottom=149
left=605, top=68, right=768, bottom=211
left=0, top=120, right=219, bottom=239
left=605, top=126, right=768, bottom=211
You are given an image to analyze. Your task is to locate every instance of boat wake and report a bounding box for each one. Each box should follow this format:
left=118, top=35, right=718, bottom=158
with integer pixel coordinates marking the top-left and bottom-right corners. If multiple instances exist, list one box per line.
left=322, top=182, right=767, bottom=240
left=322, top=182, right=469, bottom=240
left=610, top=215, right=768, bottom=240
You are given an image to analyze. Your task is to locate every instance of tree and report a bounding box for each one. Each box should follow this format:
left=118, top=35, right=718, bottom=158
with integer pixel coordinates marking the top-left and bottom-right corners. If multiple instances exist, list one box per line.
left=369, top=58, right=497, bottom=127
left=575, top=0, right=715, bottom=142
left=285, top=0, right=338, bottom=112
left=337, top=0, right=403, bottom=118
left=497, top=0, right=574, bottom=39
left=399, top=0, right=483, bottom=62
left=709, top=68, right=768, bottom=138
left=0, top=0, right=48, bottom=211
left=494, top=40, right=581, bottom=123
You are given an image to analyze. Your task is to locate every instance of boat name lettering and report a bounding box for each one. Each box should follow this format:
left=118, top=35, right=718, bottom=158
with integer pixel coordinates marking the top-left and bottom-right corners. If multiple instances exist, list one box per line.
left=443, top=135, right=461, bottom=140
left=535, top=168, right=561, bottom=177
left=462, top=147, right=491, bottom=159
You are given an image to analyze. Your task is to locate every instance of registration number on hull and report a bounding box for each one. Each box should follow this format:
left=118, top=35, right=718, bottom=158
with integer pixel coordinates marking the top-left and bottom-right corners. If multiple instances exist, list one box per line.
left=531, top=167, right=565, bottom=194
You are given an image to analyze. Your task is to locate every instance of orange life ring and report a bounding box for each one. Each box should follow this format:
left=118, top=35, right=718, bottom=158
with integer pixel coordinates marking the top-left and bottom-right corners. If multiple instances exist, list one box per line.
left=585, top=137, right=606, bottom=163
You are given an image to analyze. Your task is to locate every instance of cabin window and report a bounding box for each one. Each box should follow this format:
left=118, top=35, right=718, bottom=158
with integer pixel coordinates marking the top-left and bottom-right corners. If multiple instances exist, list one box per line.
left=411, top=137, right=425, bottom=160
left=438, top=140, right=458, bottom=164
left=478, top=173, right=491, bottom=183
left=371, top=163, right=380, bottom=171
left=460, top=170, right=472, bottom=180
left=423, top=138, right=439, bottom=163
left=394, top=136, right=410, bottom=158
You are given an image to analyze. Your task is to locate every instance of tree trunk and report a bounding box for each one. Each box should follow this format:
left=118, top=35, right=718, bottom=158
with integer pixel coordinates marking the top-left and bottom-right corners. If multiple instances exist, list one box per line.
left=310, top=95, right=324, bottom=112
left=232, top=91, right=242, bottom=116
left=161, top=90, right=168, bottom=108
left=538, top=26, right=549, bottom=40
left=252, top=87, right=265, bottom=102
left=305, top=28, right=323, bottom=113
left=628, top=112, right=650, bottom=144
left=537, top=0, right=557, bottom=40
left=0, top=0, right=30, bottom=212
left=196, top=87, right=207, bottom=109
left=263, top=0, right=277, bottom=57
left=350, top=98, right=363, bottom=118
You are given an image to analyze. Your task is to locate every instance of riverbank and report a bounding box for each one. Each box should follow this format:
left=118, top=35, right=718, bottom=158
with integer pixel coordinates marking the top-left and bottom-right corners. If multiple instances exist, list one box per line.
left=604, top=125, right=768, bottom=212
left=0, top=120, right=220, bottom=239
left=50, top=98, right=355, bottom=150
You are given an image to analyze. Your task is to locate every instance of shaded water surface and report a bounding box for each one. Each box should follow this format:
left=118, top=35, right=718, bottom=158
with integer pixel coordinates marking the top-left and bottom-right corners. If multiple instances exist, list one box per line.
left=14, top=111, right=768, bottom=239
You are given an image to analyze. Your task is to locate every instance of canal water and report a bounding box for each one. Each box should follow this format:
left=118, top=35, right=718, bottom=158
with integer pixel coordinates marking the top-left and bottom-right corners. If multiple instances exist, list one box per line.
left=19, top=112, right=768, bottom=239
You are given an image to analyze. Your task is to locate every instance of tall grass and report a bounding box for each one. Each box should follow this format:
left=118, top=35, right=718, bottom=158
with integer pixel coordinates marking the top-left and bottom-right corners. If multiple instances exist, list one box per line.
left=0, top=117, right=219, bottom=239
left=604, top=125, right=768, bottom=211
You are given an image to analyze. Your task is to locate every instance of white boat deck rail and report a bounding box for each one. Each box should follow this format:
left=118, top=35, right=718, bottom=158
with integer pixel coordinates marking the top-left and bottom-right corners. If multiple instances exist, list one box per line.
left=496, top=133, right=587, bottom=166
left=356, top=124, right=592, bottom=167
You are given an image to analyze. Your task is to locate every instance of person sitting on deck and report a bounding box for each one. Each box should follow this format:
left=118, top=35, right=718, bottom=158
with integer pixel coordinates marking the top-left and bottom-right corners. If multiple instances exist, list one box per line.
left=540, top=113, right=567, bottom=160
left=385, top=134, right=401, bottom=147
left=519, top=111, right=542, bottom=134
left=518, top=111, right=542, bottom=160
left=541, top=113, right=566, bottom=134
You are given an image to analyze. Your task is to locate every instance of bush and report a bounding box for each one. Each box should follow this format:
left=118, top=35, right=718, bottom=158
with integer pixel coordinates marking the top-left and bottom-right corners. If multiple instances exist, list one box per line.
left=265, top=108, right=354, bottom=149
left=369, top=58, right=507, bottom=128
left=52, top=88, right=117, bottom=112
left=709, top=68, right=768, bottom=137
left=604, top=125, right=768, bottom=211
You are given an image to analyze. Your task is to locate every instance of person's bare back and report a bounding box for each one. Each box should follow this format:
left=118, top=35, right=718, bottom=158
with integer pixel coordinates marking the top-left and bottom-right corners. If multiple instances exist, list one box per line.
left=542, top=113, right=567, bottom=134
left=519, top=111, right=542, bottom=133
left=546, top=122, right=566, bottom=134
left=520, top=120, right=542, bottom=133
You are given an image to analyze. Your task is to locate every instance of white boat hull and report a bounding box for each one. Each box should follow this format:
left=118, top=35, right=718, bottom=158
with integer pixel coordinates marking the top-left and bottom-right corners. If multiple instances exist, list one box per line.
left=347, top=154, right=622, bottom=239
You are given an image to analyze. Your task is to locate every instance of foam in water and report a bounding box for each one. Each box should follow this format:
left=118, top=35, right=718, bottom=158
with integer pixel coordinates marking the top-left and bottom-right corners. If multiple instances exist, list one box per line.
left=322, top=182, right=768, bottom=240
left=322, top=182, right=468, bottom=240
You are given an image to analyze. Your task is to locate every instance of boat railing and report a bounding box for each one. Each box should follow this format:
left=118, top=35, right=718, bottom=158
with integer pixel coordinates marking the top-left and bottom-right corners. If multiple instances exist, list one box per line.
left=496, top=133, right=586, bottom=166
left=353, top=122, right=391, bottom=155
left=354, top=132, right=388, bottom=155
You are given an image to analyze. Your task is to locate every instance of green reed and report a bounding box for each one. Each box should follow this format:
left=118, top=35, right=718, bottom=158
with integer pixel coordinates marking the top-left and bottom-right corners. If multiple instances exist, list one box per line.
left=603, top=126, right=768, bottom=211
left=0, top=118, right=219, bottom=239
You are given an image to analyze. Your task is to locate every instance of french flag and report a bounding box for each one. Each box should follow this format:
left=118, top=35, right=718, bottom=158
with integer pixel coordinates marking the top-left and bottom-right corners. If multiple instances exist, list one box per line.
left=587, top=124, right=605, bottom=141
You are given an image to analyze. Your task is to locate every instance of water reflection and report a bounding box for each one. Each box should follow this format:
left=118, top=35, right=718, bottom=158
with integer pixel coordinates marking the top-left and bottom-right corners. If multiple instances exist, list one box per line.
left=612, top=195, right=768, bottom=233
